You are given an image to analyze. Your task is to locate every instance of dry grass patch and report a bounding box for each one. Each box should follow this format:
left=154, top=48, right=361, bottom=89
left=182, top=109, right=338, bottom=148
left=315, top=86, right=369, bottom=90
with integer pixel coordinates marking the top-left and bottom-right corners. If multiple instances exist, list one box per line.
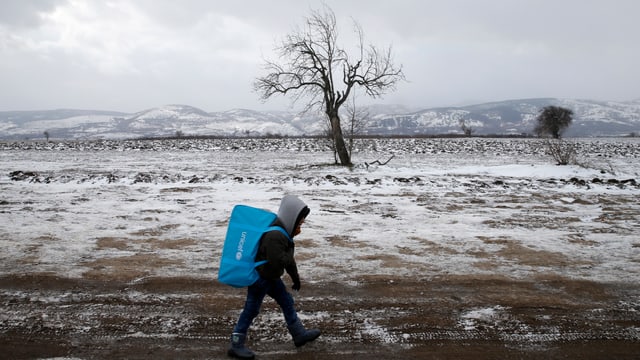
left=160, top=187, right=193, bottom=193
left=33, top=234, right=60, bottom=242
left=214, top=219, right=228, bottom=227
left=397, top=246, right=422, bottom=256
left=293, top=251, right=316, bottom=261
left=465, top=248, right=491, bottom=258
left=472, top=261, right=499, bottom=270
left=446, top=204, right=464, bottom=211
left=96, top=237, right=131, bottom=250
left=356, top=253, right=404, bottom=268
left=82, top=253, right=183, bottom=281
left=444, top=191, right=467, bottom=198
left=572, top=197, right=595, bottom=205
left=478, top=236, right=593, bottom=268
left=325, top=235, right=369, bottom=248
left=18, top=256, right=39, bottom=265
left=319, top=203, right=347, bottom=214
left=493, top=194, right=539, bottom=205
left=129, top=223, right=181, bottom=237
left=566, top=234, right=599, bottom=246
left=96, top=237, right=198, bottom=251
left=497, top=243, right=574, bottom=267
left=296, top=238, right=319, bottom=248
left=597, top=206, right=640, bottom=222
left=146, top=237, right=198, bottom=249
left=409, top=236, right=459, bottom=255
left=483, top=214, right=582, bottom=230
left=477, top=236, right=511, bottom=245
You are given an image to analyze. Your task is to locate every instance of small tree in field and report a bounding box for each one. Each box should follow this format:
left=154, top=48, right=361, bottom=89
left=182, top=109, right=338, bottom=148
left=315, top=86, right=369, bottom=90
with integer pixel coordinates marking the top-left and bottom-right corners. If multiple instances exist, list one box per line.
left=545, top=138, right=577, bottom=165
left=534, top=106, right=574, bottom=139
left=534, top=106, right=577, bottom=165
left=459, top=118, right=474, bottom=137
left=254, top=6, right=405, bottom=166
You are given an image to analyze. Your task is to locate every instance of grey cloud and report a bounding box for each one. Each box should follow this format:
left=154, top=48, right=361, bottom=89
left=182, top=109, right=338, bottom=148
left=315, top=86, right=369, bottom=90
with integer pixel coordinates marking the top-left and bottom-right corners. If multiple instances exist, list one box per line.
left=0, top=0, right=638, bottom=112
left=0, top=0, right=66, bottom=28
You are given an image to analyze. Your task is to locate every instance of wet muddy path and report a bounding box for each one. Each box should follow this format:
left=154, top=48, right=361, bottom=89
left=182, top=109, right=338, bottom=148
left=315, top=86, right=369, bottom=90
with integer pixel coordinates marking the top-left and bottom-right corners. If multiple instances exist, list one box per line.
left=2, top=274, right=638, bottom=359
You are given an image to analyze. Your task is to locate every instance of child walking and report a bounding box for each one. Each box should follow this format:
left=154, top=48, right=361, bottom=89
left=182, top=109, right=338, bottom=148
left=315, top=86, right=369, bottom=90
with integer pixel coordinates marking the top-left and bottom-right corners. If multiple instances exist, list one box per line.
left=228, top=195, right=321, bottom=359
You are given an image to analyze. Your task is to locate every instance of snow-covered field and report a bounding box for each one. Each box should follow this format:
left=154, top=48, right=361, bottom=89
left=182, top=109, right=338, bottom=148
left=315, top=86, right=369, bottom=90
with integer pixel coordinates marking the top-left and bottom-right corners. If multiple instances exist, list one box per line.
left=1, top=137, right=638, bottom=284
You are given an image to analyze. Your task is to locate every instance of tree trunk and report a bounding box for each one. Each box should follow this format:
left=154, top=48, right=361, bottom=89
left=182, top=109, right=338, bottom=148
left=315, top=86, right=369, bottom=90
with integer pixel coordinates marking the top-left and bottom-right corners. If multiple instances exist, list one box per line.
left=330, top=114, right=352, bottom=166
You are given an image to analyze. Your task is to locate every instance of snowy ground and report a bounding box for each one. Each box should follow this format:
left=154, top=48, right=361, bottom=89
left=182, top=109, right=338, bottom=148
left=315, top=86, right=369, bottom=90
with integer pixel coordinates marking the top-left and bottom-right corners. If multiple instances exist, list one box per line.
left=1, top=137, right=638, bottom=283
left=1, top=137, right=639, bottom=359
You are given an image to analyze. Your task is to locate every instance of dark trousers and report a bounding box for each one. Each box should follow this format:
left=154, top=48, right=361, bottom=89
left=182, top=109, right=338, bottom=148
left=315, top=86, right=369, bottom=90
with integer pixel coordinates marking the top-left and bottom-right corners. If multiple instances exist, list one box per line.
left=233, top=277, right=298, bottom=334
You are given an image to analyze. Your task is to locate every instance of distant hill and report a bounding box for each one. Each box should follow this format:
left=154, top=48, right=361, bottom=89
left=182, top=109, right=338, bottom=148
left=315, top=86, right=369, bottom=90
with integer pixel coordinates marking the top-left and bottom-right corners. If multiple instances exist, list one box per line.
left=1, top=98, right=639, bottom=140
left=366, top=98, right=640, bottom=137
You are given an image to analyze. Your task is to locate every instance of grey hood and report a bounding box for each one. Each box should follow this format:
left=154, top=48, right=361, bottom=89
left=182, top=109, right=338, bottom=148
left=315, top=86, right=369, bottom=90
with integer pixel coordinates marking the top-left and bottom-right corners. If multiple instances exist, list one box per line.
left=277, top=195, right=310, bottom=237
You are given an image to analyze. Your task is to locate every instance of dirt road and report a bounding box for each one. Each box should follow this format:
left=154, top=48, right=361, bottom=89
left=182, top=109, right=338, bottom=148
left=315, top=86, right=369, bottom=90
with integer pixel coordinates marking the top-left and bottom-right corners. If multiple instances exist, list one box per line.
left=2, top=273, right=638, bottom=359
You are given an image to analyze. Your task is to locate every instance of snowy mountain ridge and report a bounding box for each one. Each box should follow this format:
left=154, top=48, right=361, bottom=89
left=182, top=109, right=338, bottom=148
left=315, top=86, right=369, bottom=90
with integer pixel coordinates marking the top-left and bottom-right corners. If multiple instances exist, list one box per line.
left=1, top=98, right=639, bottom=140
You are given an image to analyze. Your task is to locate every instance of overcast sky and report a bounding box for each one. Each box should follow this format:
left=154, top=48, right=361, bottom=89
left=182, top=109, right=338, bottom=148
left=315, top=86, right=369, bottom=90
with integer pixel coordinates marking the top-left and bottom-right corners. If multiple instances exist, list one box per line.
left=1, top=0, right=639, bottom=112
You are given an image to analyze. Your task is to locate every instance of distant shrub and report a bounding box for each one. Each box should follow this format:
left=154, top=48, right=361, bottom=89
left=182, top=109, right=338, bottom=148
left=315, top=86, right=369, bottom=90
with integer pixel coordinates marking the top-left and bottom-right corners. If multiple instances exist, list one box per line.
left=534, top=106, right=574, bottom=139
left=545, top=139, right=577, bottom=165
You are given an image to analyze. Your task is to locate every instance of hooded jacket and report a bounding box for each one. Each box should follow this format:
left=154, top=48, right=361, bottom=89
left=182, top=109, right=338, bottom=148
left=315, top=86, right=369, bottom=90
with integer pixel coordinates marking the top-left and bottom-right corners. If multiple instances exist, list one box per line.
left=256, top=195, right=310, bottom=282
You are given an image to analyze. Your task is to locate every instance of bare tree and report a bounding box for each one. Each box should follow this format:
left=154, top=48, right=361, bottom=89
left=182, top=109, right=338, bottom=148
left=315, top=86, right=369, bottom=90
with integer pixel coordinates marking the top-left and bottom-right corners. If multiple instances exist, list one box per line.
left=254, top=5, right=405, bottom=166
left=323, top=120, right=339, bottom=164
left=323, top=96, right=368, bottom=163
left=458, top=118, right=474, bottom=137
left=345, top=93, right=369, bottom=157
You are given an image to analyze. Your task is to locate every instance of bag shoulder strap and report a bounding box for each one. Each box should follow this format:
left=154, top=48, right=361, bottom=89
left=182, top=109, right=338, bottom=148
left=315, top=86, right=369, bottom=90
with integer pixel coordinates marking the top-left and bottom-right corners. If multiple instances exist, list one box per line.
left=254, top=226, right=290, bottom=267
left=265, top=226, right=291, bottom=241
